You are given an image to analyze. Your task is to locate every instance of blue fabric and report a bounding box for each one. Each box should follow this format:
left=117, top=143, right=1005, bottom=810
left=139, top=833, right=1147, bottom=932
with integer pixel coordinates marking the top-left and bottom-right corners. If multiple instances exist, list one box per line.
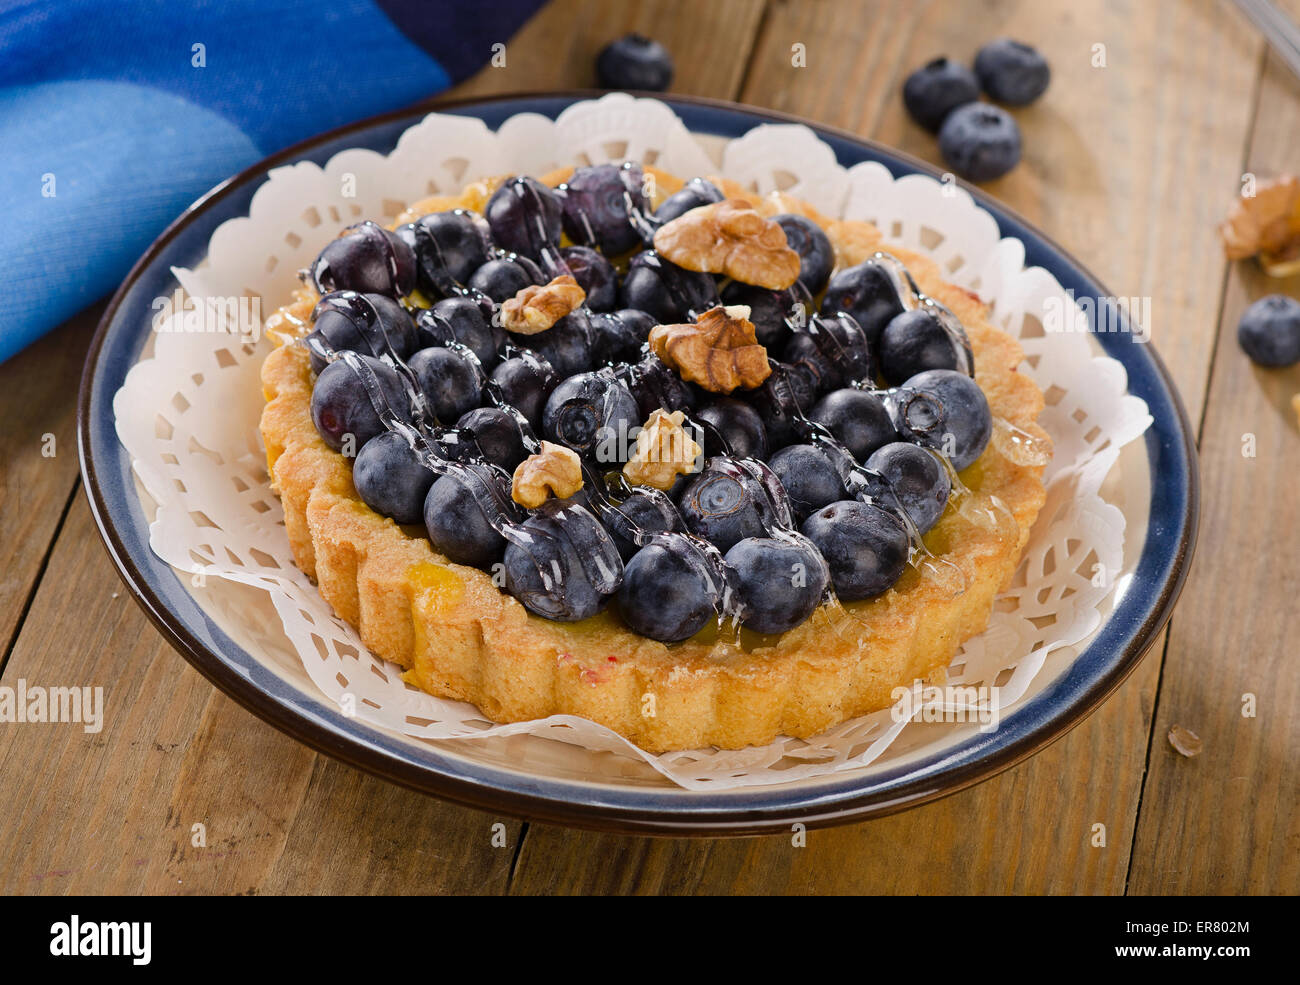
left=0, top=0, right=544, bottom=363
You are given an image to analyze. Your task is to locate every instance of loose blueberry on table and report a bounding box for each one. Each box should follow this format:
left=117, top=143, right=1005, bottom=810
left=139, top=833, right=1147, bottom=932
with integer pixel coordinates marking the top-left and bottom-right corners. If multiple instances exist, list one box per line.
left=297, top=165, right=1002, bottom=645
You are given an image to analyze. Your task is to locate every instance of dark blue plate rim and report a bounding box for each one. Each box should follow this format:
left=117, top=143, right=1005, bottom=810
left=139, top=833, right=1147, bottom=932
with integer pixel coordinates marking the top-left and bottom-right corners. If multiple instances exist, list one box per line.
left=78, top=91, right=1198, bottom=836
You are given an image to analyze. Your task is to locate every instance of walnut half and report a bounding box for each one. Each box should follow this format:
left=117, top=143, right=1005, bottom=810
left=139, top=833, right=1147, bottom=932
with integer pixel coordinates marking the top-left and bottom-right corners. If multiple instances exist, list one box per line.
left=1220, top=175, right=1300, bottom=275
left=653, top=199, right=800, bottom=290
left=501, top=275, right=586, bottom=334
left=649, top=305, right=771, bottom=394
left=623, top=409, right=703, bottom=490
left=511, top=441, right=583, bottom=508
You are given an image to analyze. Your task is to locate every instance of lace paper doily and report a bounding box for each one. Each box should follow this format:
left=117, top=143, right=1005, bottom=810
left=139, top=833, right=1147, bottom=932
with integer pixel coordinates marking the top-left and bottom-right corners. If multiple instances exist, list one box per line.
left=113, top=94, right=1152, bottom=790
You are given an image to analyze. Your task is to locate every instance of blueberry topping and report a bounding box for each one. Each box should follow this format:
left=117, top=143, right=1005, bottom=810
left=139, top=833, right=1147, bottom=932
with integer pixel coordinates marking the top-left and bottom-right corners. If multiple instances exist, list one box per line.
left=417, top=295, right=504, bottom=369
left=596, top=33, right=674, bottom=92
left=767, top=444, right=847, bottom=522
left=772, top=213, right=835, bottom=294
left=745, top=370, right=805, bottom=451
left=879, top=308, right=973, bottom=384
left=782, top=311, right=876, bottom=394
left=654, top=177, right=724, bottom=224
left=467, top=255, right=543, bottom=303
left=408, top=346, right=482, bottom=424
left=306, top=292, right=419, bottom=375
left=617, top=541, right=715, bottom=642
left=902, top=56, right=980, bottom=131
left=974, top=39, right=1050, bottom=106
left=676, top=462, right=766, bottom=553
left=502, top=508, right=610, bottom=621
left=395, top=210, right=493, bottom=297
left=808, top=388, right=897, bottom=461
left=622, top=250, right=719, bottom=322
left=630, top=353, right=698, bottom=420
left=588, top=310, right=647, bottom=366
left=820, top=260, right=906, bottom=346
left=606, top=489, right=685, bottom=561
left=310, top=355, right=407, bottom=456
left=896, top=368, right=992, bottom=471
left=938, top=103, right=1022, bottom=183
left=456, top=406, right=529, bottom=472
left=1237, top=294, right=1300, bottom=367
left=515, top=309, right=594, bottom=378
left=352, top=431, right=435, bottom=525
left=696, top=396, right=768, bottom=460
left=801, top=501, right=908, bottom=601
left=560, top=163, right=647, bottom=256
left=310, top=221, right=417, bottom=298
left=559, top=244, right=618, bottom=311
left=721, top=280, right=812, bottom=351
left=489, top=354, right=556, bottom=430
left=725, top=537, right=828, bottom=635
left=542, top=371, right=641, bottom=463
left=424, top=473, right=508, bottom=569
left=863, top=441, right=952, bottom=534
left=484, top=176, right=564, bottom=261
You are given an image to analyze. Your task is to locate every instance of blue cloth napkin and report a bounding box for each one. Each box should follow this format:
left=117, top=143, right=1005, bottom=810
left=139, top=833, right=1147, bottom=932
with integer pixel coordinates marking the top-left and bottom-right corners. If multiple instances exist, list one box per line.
left=0, top=0, right=544, bottom=363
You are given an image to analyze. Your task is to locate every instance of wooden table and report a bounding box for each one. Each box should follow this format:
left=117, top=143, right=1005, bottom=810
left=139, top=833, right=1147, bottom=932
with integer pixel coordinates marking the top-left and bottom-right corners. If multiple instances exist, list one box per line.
left=3, top=0, right=1296, bottom=895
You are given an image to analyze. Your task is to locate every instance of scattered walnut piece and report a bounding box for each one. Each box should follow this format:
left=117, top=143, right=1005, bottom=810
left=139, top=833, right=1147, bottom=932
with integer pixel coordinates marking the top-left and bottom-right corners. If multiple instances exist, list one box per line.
left=1220, top=175, right=1300, bottom=275
left=649, top=305, right=772, bottom=394
left=623, top=409, right=703, bottom=490
left=511, top=441, right=583, bottom=508
left=1167, top=724, right=1203, bottom=758
left=653, top=199, right=800, bottom=289
left=501, top=275, right=586, bottom=334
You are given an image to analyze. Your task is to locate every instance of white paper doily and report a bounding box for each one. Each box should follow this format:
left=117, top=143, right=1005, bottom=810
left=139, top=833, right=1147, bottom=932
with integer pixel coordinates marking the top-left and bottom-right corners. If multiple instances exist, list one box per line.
left=113, top=94, right=1152, bottom=790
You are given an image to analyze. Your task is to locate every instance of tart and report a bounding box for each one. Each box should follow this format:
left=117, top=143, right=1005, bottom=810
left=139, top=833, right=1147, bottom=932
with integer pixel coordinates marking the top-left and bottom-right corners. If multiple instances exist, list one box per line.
left=259, top=163, right=1051, bottom=754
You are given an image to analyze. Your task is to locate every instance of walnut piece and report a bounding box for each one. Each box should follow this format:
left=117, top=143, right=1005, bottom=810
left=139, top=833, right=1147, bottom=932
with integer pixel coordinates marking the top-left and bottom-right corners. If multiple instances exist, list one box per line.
left=623, top=409, right=703, bottom=490
left=1292, top=393, right=1300, bottom=430
left=649, top=305, right=771, bottom=394
left=511, top=441, right=583, bottom=508
left=653, top=199, right=800, bottom=290
left=501, top=275, right=586, bottom=334
left=1220, top=175, right=1300, bottom=275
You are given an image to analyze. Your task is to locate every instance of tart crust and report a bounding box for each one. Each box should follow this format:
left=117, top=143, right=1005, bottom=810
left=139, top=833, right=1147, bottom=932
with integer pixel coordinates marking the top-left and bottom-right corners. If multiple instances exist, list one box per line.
left=259, top=170, right=1051, bottom=753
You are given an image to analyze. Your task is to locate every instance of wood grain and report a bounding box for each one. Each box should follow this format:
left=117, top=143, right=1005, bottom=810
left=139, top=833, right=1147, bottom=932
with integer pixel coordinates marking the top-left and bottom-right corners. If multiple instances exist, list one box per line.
left=1126, top=45, right=1300, bottom=897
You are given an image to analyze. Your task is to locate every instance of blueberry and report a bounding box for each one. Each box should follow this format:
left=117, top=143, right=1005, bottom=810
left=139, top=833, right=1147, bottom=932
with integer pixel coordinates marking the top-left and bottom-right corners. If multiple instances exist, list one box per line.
left=654, top=177, right=724, bottom=224
left=879, top=308, right=973, bottom=384
left=306, top=292, right=419, bottom=374
left=542, top=371, right=641, bottom=463
left=768, top=444, right=846, bottom=522
left=772, top=213, right=835, bottom=294
left=781, top=311, right=876, bottom=394
left=902, top=56, right=981, bottom=131
left=938, top=103, right=1022, bottom=183
left=417, top=295, right=504, bottom=369
left=1237, top=294, right=1300, bottom=367
left=456, top=406, right=528, bottom=472
left=310, top=355, right=407, bottom=456
left=467, top=255, right=543, bottom=303
left=424, top=472, right=508, bottom=569
left=408, top=346, right=482, bottom=424
left=617, top=541, right=715, bottom=642
left=311, top=221, right=417, bottom=298
left=720, top=280, right=812, bottom=351
left=801, top=501, right=908, bottom=601
left=896, top=368, right=992, bottom=471
left=352, top=431, right=434, bottom=525
left=820, top=261, right=906, bottom=346
left=515, top=310, right=594, bottom=377
left=606, top=489, right=685, bottom=561
left=560, top=163, right=646, bottom=256
left=622, top=251, right=719, bottom=322
left=630, top=353, right=698, bottom=420
left=808, top=388, right=897, bottom=461
left=588, top=310, right=645, bottom=366
left=725, top=537, right=828, bottom=635
left=676, top=462, right=766, bottom=552
left=596, top=33, right=674, bottom=91
left=863, top=441, right=951, bottom=534
left=559, top=245, right=618, bottom=311
left=974, top=39, right=1050, bottom=106
left=745, top=371, right=805, bottom=452
left=484, top=176, right=564, bottom=261
left=489, top=355, right=556, bottom=430
left=395, top=210, right=493, bottom=297
left=696, top=396, right=768, bottom=460
left=503, top=508, right=609, bottom=621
